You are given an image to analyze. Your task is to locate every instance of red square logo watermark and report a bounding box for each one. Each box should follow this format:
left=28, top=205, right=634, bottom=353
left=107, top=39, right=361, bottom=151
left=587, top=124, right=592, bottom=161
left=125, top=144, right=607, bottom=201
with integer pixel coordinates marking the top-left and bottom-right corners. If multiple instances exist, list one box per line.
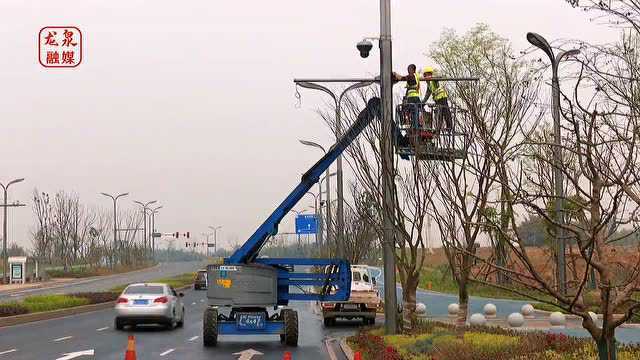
left=39, top=26, right=82, bottom=68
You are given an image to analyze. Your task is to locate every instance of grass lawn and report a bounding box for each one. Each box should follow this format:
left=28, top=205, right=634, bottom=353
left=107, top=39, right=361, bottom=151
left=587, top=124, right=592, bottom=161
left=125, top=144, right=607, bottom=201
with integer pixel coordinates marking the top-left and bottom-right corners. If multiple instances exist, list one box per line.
left=45, top=262, right=156, bottom=279
left=349, top=322, right=640, bottom=360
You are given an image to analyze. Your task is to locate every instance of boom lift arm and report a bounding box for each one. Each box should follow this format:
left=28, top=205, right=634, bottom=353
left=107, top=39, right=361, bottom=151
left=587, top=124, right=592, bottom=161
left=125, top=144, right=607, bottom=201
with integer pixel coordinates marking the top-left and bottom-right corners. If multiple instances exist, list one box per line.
left=227, top=97, right=381, bottom=265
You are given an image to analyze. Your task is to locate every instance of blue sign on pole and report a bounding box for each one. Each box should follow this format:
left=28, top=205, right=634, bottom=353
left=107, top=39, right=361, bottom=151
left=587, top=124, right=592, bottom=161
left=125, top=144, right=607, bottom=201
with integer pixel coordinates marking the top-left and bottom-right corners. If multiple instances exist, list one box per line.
left=295, top=214, right=318, bottom=234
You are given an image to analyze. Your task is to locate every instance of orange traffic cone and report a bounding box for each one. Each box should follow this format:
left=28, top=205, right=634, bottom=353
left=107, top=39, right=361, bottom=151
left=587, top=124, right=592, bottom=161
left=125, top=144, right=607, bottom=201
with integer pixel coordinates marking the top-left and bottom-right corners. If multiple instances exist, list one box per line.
left=354, top=351, right=362, bottom=360
left=124, top=335, right=137, bottom=360
left=283, top=351, right=292, bottom=360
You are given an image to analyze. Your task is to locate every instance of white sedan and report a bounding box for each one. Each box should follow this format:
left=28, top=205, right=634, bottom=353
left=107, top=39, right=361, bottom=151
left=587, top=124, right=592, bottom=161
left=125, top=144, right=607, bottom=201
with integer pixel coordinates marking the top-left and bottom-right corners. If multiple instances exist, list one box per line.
left=114, top=283, right=185, bottom=330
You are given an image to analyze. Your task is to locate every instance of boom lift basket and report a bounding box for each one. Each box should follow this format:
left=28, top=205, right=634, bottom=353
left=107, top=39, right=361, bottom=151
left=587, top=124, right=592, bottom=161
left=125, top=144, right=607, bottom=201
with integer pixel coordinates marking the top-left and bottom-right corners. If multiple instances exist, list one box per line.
left=395, top=102, right=467, bottom=161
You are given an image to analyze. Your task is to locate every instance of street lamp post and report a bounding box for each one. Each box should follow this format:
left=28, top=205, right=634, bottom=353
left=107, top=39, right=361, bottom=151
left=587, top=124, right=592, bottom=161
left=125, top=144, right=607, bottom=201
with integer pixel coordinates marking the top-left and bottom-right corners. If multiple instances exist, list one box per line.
left=134, top=200, right=157, bottom=256
left=319, top=172, right=336, bottom=250
left=379, top=0, right=399, bottom=335
left=209, top=226, right=222, bottom=257
left=527, top=32, right=580, bottom=296
left=296, top=82, right=373, bottom=259
left=147, top=205, right=163, bottom=258
left=100, top=192, right=129, bottom=268
left=1, top=178, right=25, bottom=282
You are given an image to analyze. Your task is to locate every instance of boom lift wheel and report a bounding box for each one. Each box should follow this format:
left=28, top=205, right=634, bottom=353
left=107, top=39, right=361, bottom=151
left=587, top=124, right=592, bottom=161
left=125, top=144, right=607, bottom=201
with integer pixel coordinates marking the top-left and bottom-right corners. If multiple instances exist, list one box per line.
left=282, top=309, right=299, bottom=346
left=203, top=307, right=218, bottom=347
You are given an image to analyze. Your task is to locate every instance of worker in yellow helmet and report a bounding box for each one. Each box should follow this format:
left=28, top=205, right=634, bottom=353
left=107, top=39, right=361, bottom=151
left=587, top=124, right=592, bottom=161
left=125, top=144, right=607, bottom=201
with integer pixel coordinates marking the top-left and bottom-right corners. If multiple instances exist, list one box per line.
left=422, top=67, right=452, bottom=131
left=393, top=64, right=423, bottom=130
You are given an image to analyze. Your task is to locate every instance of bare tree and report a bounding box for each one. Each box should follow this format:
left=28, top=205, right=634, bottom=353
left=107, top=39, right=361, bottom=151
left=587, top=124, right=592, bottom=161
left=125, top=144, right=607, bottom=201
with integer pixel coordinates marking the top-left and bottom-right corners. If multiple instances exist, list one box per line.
left=425, top=24, right=542, bottom=327
left=315, top=88, right=435, bottom=329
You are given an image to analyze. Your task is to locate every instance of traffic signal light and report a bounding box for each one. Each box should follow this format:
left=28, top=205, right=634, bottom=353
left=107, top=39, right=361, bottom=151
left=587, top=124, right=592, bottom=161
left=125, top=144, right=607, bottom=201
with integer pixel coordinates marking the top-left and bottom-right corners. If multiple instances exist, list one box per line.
left=185, top=242, right=188, bottom=247
left=186, top=231, right=190, bottom=239
left=175, top=232, right=180, bottom=238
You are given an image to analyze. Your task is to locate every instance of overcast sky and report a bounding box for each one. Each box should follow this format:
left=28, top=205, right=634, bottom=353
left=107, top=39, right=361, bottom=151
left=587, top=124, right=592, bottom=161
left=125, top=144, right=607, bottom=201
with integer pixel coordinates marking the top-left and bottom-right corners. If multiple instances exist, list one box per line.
left=0, top=1, right=619, bottom=251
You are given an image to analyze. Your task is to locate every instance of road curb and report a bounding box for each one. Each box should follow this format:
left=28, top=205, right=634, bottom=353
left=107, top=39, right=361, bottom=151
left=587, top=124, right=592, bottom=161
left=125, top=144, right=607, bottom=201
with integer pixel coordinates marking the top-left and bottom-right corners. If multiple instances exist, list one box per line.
left=0, top=284, right=192, bottom=328
left=339, top=337, right=354, bottom=360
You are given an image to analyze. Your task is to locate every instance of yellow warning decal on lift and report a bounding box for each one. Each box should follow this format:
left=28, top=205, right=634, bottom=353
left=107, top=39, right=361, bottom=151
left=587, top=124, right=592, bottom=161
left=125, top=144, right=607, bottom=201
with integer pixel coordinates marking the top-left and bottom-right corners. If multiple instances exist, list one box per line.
left=217, top=279, right=232, bottom=288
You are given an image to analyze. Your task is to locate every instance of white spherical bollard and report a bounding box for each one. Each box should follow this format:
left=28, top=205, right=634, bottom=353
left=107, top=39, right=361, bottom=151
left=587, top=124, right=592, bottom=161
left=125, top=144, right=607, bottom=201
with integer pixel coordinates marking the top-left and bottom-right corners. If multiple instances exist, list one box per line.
left=415, top=303, right=427, bottom=315
left=549, top=312, right=566, bottom=327
left=448, top=303, right=459, bottom=316
left=521, top=304, right=535, bottom=318
left=469, top=313, right=487, bottom=326
left=483, top=303, right=497, bottom=317
left=507, top=312, right=525, bottom=328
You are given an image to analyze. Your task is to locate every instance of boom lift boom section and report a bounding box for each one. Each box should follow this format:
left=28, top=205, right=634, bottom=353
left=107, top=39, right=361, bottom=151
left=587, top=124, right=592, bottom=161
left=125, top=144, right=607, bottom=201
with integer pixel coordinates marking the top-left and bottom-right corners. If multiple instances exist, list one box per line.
left=203, top=98, right=381, bottom=347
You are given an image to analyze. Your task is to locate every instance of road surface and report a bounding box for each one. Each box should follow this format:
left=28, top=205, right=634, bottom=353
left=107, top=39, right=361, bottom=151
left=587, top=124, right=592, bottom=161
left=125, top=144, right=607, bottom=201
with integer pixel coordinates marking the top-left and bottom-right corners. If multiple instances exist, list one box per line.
left=0, top=261, right=204, bottom=303
left=0, top=288, right=361, bottom=360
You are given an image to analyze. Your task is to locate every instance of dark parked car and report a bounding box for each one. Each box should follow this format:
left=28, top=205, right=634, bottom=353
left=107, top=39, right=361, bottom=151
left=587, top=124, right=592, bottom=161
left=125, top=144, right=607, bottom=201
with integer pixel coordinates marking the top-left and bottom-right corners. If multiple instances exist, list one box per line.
left=194, top=269, right=207, bottom=290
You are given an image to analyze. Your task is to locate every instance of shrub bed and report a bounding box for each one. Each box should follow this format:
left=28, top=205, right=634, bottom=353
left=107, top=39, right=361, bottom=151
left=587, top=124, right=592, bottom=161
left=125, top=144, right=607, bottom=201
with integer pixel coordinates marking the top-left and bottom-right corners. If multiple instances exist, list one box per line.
left=0, top=303, right=29, bottom=317
left=70, top=292, right=119, bottom=304
left=348, top=321, right=640, bottom=360
left=20, top=294, right=90, bottom=313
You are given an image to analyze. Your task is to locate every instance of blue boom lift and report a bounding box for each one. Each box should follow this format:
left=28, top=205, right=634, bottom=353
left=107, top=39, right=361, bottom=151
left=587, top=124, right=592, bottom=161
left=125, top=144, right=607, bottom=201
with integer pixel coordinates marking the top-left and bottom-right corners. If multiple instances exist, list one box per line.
left=203, top=97, right=381, bottom=347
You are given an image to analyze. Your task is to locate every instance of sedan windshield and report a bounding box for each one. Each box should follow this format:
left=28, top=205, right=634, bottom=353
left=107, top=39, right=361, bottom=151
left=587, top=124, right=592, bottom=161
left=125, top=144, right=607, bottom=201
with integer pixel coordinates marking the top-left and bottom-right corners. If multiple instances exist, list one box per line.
left=124, top=285, right=164, bottom=295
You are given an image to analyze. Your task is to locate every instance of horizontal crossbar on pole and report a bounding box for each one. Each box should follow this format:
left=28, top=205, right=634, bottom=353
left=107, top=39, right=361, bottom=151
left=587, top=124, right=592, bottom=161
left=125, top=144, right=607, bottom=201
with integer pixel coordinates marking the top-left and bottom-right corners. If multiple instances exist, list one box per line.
left=294, top=77, right=479, bottom=83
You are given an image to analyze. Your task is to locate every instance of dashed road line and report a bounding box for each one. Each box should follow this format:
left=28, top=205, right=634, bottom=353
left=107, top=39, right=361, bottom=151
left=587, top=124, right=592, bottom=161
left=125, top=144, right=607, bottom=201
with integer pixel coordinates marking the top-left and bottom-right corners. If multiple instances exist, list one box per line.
left=53, top=336, right=73, bottom=342
left=188, top=336, right=199, bottom=342
left=200, top=299, right=204, bottom=302
left=192, top=302, right=196, bottom=305
left=160, top=349, right=175, bottom=356
left=96, top=326, right=109, bottom=331
left=0, top=349, right=17, bottom=356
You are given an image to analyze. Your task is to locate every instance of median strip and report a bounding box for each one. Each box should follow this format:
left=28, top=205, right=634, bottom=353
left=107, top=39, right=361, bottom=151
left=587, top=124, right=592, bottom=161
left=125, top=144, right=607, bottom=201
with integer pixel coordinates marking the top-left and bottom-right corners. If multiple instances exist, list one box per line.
left=0, top=272, right=196, bottom=328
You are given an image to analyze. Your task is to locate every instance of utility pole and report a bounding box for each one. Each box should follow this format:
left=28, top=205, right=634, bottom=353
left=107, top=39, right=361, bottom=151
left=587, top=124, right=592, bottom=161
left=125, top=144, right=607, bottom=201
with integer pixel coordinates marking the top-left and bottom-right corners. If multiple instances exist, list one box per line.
left=134, top=200, right=157, bottom=257
left=100, top=192, right=129, bottom=268
left=379, top=0, right=399, bottom=335
left=1, top=178, right=25, bottom=282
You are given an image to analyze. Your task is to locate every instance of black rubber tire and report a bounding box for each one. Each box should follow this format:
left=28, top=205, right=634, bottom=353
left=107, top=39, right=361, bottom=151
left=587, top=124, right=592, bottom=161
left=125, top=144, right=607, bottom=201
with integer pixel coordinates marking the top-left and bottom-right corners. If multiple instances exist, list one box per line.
left=323, top=317, right=334, bottom=327
left=283, top=309, right=298, bottom=346
left=114, top=318, right=124, bottom=331
left=203, top=308, right=218, bottom=347
left=177, top=309, right=185, bottom=328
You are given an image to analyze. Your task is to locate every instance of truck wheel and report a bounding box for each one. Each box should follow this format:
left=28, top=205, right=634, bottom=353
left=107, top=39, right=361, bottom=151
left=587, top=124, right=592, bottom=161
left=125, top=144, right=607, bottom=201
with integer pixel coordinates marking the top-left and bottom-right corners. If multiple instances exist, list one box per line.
left=323, top=317, right=335, bottom=327
left=203, top=308, right=218, bottom=347
left=283, top=309, right=298, bottom=346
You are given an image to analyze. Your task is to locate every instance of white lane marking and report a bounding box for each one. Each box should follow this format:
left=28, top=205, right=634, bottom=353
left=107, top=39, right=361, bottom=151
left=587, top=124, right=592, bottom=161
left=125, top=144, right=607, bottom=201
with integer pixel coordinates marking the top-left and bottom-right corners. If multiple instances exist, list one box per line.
left=53, top=336, right=73, bottom=342
left=192, top=302, right=196, bottom=305
left=160, top=349, right=175, bottom=356
left=188, top=336, right=199, bottom=342
left=0, top=349, right=17, bottom=355
left=56, top=349, right=94, bottom=360
left=200, top=299, right=204, bottom=302
left=96, top=326, right=109, bottom=331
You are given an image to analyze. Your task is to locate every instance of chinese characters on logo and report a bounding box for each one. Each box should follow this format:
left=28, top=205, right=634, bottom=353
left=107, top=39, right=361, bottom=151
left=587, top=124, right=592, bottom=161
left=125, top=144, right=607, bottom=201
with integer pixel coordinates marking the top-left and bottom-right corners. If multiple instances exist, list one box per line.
left=39, top=26, right=82, bottom=68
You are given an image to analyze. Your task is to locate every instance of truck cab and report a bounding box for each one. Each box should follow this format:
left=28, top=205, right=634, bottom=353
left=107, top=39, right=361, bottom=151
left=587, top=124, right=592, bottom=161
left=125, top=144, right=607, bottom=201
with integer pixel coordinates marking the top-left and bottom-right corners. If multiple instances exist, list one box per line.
left=321, top=265, right=381, bottom=326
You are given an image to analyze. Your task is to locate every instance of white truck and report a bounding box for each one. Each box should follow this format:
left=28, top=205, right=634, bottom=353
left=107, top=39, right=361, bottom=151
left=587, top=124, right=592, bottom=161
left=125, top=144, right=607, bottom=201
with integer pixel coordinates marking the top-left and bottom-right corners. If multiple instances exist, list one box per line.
left=321, top=265, right=381, bottom=326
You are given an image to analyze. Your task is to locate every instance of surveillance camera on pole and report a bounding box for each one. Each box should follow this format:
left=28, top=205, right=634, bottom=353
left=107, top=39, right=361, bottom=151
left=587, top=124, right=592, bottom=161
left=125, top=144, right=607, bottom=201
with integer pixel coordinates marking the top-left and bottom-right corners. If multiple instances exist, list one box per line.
left=356, top=39, right=373, bottom=58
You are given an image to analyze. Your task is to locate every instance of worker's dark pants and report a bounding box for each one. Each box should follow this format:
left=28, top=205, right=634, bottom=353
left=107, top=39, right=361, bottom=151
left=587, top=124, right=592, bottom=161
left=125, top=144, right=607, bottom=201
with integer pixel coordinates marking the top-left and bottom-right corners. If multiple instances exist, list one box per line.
left=436, top=98, right=453, bottom=130
left=406, top=96, right=421, bottom=129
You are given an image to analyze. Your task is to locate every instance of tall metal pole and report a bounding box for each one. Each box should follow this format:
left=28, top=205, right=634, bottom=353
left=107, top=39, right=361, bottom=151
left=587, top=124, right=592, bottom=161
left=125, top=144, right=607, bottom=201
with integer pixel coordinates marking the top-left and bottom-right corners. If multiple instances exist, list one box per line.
left=1, top=178, right=25, bottom=282
left=526, top=33, right=579, bottom=296
left=134, top=200, right=157, bottom=257
left=101, top=192, right=129, bottom=268
left=380, top=0, right=398, bottom=335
